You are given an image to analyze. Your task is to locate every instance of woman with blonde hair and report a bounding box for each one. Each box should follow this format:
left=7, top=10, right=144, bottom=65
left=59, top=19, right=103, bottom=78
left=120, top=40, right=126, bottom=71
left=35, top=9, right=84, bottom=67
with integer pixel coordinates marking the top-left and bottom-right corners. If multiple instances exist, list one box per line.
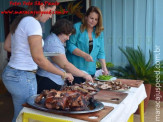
left=66, top=6, right=109, bottom=84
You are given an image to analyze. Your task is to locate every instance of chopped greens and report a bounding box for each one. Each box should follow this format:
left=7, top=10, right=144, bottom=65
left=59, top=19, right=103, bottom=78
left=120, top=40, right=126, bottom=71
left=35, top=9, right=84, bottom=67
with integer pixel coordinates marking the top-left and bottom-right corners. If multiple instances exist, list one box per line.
left=97, top=75, right=113, bottom=80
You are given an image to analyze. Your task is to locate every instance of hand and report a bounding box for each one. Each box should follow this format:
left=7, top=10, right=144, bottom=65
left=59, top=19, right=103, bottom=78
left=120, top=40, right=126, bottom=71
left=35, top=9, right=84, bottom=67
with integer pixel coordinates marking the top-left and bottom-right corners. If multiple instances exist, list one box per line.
left=102, top=68, right=109, bottom=75
left=83, top=53, right=93, bottom=62
left=83, top=74, right=94, bottom=83
left=65, top=73, right=74, bottom=84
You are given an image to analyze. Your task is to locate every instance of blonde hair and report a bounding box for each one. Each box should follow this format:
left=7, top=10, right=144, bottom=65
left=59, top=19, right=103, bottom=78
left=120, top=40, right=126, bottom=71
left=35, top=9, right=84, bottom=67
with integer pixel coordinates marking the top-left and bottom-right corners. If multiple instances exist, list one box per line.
left=80, top=6, right=104, bottom=38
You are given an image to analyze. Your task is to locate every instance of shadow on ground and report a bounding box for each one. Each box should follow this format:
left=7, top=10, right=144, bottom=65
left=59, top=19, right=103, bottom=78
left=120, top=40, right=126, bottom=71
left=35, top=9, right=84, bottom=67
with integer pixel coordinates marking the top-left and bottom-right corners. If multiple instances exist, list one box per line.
left=0, top=92, right=14, bottom=122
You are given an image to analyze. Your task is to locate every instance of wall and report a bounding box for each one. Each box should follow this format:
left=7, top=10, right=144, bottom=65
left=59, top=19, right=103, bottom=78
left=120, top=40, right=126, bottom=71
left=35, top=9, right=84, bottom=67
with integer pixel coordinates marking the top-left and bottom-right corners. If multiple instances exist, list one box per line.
left=91, top=0, right=163, bottom=66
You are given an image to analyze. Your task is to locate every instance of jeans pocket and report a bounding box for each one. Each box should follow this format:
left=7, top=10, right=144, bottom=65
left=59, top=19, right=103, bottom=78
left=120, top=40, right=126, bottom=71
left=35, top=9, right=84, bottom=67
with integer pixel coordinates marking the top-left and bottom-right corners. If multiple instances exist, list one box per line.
left=26, top=72, right=37, bottom=96
left=4, top=70, right=20, bottom=82
left=26, top=72, right=36, bottom=82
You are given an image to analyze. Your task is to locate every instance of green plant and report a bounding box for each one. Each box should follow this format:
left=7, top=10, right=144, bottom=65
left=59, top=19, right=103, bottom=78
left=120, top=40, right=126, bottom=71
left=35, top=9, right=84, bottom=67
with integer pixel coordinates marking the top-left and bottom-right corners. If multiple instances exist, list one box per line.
left=97, top=75, right=113, bottom=80
left=96, top=62, right=114, bottom=69
left=112, top=47, right=163, bottom=84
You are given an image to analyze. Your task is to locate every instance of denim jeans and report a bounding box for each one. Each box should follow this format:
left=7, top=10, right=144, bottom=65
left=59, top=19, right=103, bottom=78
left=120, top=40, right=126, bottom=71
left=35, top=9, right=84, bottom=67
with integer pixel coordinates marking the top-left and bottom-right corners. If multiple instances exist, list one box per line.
left=2, top=65, right=37, bottom=122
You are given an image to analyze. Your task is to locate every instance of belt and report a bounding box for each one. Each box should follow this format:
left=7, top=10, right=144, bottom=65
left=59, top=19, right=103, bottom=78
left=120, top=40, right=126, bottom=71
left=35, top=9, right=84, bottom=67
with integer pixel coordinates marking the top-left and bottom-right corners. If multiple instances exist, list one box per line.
left=9, top=66, right=37, bottom=73
left=28, top=70, right=37, bottom=73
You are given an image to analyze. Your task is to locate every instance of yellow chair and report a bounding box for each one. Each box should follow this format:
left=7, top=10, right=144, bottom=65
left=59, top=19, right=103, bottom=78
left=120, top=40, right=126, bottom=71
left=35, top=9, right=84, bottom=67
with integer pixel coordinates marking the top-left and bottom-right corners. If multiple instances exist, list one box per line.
left=22, top=112, right=72, bottom=122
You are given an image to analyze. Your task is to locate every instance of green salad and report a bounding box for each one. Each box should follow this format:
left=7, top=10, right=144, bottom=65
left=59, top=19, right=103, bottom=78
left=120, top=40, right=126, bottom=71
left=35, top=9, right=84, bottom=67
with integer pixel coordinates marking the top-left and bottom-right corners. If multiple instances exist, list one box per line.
left=97, top=75, right=113, bottom=80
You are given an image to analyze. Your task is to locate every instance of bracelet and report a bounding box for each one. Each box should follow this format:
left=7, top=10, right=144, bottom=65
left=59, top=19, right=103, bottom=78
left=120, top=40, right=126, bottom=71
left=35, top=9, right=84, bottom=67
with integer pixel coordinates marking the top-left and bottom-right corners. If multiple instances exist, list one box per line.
left=62, top=71, right=66, bottom=80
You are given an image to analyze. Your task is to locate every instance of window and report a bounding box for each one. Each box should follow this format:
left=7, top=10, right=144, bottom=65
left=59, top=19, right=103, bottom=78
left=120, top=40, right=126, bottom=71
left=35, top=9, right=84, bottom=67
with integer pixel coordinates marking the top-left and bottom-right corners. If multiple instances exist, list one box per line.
left=52, top=0, right=90, bottom=25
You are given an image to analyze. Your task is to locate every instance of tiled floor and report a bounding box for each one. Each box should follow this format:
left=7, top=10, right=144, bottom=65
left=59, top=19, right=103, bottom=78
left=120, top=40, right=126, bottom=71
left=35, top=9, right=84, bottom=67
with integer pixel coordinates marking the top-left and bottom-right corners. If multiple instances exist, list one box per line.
left=0, top=92, right=162, bottom=122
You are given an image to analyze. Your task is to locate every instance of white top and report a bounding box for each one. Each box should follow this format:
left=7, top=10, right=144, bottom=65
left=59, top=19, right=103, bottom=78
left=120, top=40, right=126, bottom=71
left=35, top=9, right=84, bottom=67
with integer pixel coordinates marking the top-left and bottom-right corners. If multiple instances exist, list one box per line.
left=8, top=16, right=42, bottom=71
left=37, top=33, right=65, bottom=85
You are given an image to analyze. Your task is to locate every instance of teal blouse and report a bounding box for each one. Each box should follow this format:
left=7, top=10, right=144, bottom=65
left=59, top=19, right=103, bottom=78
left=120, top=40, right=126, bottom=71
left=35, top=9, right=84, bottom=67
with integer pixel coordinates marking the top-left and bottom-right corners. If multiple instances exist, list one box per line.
left=66, top=22, right=105, bottom=75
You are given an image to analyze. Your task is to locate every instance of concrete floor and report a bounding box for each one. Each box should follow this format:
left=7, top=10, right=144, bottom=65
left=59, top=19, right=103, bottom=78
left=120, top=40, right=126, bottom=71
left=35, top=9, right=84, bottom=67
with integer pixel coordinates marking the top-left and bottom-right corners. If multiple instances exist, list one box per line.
left=0, top=93, right=14, bottom=122
left=0, top=92, right=162, bottom=122
left=134, top=100, right=163, bottom=122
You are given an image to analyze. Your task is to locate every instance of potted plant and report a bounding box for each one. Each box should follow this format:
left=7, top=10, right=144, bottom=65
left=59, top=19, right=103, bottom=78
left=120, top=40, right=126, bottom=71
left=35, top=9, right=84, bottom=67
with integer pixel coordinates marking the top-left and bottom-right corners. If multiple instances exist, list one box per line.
left=96, top=62, right=114, bottom=70
left=111, top=46, right=163, bottom=113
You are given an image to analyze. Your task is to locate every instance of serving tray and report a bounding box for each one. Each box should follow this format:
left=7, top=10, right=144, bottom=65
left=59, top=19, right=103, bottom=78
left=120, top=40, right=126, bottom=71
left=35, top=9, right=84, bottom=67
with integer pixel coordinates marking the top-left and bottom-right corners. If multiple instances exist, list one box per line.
left=27, top=95, right=104, bottom=114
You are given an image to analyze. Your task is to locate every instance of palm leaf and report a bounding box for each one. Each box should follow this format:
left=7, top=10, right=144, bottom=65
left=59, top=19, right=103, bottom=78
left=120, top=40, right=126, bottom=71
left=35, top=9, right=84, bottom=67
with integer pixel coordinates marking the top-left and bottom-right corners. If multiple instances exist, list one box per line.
left=114, top=46, right=163, bottom=84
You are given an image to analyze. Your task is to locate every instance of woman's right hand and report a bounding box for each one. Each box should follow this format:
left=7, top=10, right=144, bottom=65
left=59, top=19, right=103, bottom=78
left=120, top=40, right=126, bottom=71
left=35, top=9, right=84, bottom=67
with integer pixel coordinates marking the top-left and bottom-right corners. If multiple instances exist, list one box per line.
left=65, top=73, right=74, bottom=84
left=84, top=53, right=93, bottom=62
left=83, top=74, right=93, bottom=83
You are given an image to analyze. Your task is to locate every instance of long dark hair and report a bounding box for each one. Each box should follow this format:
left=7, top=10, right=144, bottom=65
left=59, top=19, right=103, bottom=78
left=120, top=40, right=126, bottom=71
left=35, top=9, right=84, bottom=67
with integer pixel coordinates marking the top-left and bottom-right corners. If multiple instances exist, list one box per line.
left=10, top=0, right=57, bottom=34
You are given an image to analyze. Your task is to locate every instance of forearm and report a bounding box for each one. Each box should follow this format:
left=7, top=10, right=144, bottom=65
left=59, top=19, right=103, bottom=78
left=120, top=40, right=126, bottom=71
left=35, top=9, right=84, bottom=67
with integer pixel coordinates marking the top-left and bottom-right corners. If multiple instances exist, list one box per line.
left=51, top=55, right=86, bottom=77
left=72, top=48, right=87, bottom=58
left=64, top=62, right=85, bottom=77
left=4, top=33, right=11, bottom=52
left=64, top=62, right=93, bottom=82
left=99, top=59, right=107, bottom=70
left=34, top=56, right=64, bottom=77
left=28, top=35, right=65, bottom=77
left=72, top=48, right=93, bottom=62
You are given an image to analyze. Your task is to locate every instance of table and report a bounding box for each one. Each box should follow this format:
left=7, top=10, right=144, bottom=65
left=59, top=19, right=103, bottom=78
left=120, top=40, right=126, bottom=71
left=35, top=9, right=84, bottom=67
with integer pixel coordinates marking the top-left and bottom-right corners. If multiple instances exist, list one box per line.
left=16, top=84, right=147, bottom=122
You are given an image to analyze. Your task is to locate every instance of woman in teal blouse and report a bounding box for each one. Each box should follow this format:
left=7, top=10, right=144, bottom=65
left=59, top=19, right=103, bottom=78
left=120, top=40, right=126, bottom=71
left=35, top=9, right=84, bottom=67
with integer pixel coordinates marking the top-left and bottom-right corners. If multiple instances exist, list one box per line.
left=66, top=6, right=109, bottom=84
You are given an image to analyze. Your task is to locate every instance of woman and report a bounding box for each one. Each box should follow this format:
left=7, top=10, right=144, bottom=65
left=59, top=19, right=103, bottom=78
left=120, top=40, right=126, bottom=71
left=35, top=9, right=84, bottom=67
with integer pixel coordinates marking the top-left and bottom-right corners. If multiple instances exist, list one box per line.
left=2, top=0, right=73, bottom=122
left=36, top=19, right=93, bottom=93
left=66, top=6, right=109, bottom=84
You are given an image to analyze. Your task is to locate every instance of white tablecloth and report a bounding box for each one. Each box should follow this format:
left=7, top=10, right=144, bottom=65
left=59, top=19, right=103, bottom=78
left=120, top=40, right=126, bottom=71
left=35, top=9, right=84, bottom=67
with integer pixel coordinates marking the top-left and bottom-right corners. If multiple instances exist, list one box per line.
left=16, top=84, right=147, bottom=122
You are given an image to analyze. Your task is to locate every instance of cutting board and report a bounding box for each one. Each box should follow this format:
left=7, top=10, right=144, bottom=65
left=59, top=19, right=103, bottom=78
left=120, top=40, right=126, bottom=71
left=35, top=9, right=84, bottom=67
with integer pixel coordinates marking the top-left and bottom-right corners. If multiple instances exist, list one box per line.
left=115, top=79, right=144, bottom=88
left=94, top=90, right=128, bottom=104
left=61, top=106, right=113, bottom=122
left=23, top=104, right=114, bottom=122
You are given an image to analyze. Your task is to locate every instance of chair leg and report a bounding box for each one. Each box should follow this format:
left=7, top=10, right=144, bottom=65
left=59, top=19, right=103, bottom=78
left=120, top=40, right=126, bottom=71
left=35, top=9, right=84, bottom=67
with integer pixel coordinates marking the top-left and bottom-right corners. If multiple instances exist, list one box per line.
left=22, top=112, right=72, bottom=122
left=139, top=100, right=144, bottom=122
left=127, top=114, right=134, bottom=122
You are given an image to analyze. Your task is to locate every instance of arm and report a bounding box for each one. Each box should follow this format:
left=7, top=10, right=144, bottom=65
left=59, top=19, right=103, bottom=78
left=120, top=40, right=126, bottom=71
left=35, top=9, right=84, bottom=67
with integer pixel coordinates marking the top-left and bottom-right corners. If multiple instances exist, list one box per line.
left=4, top=33, right=11, bottom=52
left=99, top=59, right=109, bottom=75
left=66, top=23, right=93, bottom=62
left=51, top=54, right=93, bottom=82
left=72, top=48, right=93, bottom=62
left=97, top=32, right=109, bottom=75
left=28, top=35, right=73, bottom=82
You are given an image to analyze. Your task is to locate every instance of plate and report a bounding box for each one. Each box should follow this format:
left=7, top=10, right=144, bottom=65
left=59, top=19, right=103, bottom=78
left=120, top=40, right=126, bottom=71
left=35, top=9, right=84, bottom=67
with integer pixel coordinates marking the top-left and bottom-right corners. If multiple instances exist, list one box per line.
left=27, top=95, right=104, bottom=114
left=95, top=77, right=117, bottom=82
